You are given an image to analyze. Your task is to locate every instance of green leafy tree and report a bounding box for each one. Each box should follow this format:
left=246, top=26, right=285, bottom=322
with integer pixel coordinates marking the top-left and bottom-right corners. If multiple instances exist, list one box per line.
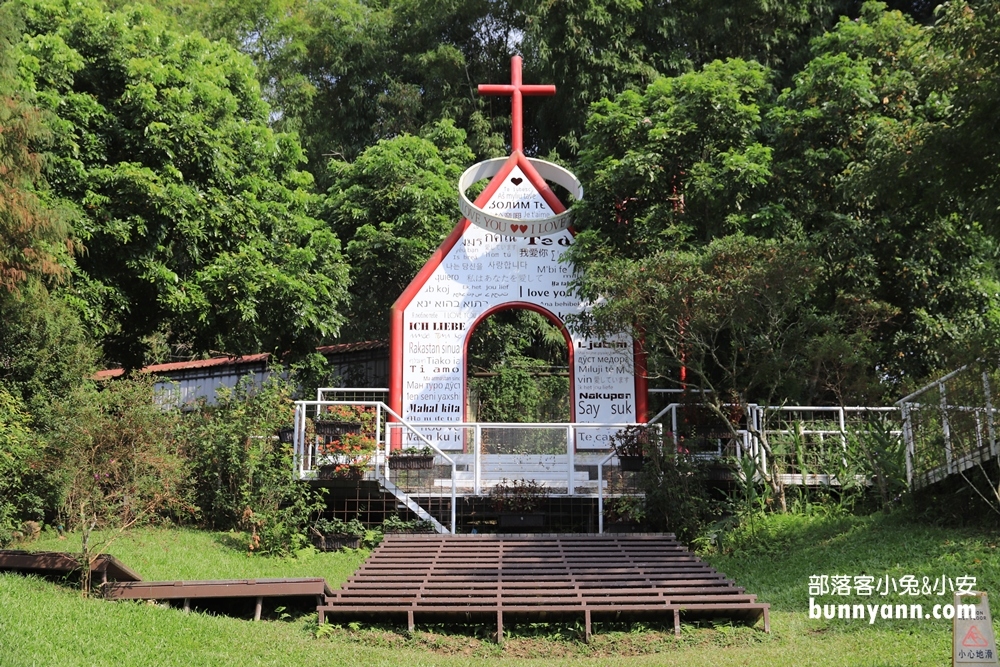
left=15, top=0, right=349, bottom=368
left=320, top=120, right=474, bottom=341
left=571, top=4, right=1000, bottom=401
left=771, top=3, right=1000, bottom=384
left=0, top=2, right=72, bottom=294
left=523, top=0, right=846, bottom=157
left=573, top=59, right=776, bottom=257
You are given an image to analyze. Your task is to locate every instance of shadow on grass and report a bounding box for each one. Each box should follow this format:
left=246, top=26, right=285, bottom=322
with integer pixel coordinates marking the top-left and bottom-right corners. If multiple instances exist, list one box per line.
left=211, top=531, right=250, bottom=554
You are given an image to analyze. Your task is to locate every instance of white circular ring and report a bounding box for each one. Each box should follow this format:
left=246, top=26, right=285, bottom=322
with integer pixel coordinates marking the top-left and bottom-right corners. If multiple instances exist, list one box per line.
left=458, top=157, right=583, bottom=237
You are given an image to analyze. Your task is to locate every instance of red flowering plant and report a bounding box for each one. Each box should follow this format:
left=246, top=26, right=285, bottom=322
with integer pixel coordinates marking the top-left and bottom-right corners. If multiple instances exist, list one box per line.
left=313, top=405, right=379, bottom=479
left=319, top=432, right=376, bottom=459
left=316, top=433, right=377, bottom=480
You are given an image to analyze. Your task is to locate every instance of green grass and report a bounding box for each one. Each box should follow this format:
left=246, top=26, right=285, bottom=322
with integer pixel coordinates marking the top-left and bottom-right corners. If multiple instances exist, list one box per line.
left=1, top=513, right=997, bottom=666
left=28, top=527, right=368, bottom=583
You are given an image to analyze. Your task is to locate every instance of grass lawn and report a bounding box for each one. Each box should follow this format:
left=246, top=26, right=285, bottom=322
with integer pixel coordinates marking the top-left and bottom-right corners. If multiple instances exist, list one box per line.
left=1, top=512, right=997, bottom=666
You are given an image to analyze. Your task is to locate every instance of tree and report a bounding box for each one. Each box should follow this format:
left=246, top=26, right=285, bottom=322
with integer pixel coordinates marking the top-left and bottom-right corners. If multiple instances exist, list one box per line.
left=320, top=120, right=474, bottom=341
left=0, top=2, right=97, bottom=413
left=922, top=0, right=1000, bottom=238
left=572, top=59, right=776, bottom=258
left=0, top=2, right=72, bottom=294
left=570, top=4, right=1000, bottom=401
left=771, top=3, right=1000, bottom=384
left=569, top=234, right=832, bottom=506
left=16, top=0, right=350, bottom=368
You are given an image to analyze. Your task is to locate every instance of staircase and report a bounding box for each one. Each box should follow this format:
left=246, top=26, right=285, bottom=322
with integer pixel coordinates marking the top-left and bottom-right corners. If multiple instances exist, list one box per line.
left=318, top=533, right=769, bottom=642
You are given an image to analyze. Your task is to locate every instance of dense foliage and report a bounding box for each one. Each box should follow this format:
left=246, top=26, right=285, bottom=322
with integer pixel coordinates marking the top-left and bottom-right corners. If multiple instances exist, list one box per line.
left=4, top=0, right=1000, bottom=544
left=12, top=0, right=350, bottom=369
left=569, top=3, right=1000, bottom=405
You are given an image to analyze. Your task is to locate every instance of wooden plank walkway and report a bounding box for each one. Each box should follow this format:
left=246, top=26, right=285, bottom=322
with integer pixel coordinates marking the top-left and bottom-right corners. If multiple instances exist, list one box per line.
left=106, top=578, right=334, bottom=621
left=318, top=534, right=769, bottom=642
left=1, top=550, right=333, bottom=621
left=0, top=550, right=141, bottom=586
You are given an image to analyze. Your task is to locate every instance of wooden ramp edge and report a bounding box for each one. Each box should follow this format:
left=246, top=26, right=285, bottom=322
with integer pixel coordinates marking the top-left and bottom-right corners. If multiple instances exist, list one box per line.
left=1, top=550, right=333, bottom=622
left=318, top=534, right=770, bottom=642
left=106, top=578, right=335, bottom=621
left=0, top=549, right=142, bottom=585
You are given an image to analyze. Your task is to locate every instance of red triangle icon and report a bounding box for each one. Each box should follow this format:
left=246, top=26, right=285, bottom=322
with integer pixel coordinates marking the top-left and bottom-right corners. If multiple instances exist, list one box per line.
left=962, top=625, right=990, bottom=647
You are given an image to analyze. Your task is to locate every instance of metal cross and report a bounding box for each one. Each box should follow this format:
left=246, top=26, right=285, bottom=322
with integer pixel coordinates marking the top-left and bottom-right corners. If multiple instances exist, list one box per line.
left=478, top=56, right=556, bottom=153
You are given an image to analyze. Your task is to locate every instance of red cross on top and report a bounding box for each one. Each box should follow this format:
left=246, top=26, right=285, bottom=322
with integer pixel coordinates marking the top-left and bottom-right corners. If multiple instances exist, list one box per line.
left=478, top=56, right=556, bottom=154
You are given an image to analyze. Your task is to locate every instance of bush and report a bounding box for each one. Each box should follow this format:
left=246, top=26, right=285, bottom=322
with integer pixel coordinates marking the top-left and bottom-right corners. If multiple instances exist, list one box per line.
left=638, top=431, right=719, bottom=544
left=180, top=373, right=325, bottom=555
left=0, top=385, right=53, bottom=546
left=46, top=377, right=194, bottom=531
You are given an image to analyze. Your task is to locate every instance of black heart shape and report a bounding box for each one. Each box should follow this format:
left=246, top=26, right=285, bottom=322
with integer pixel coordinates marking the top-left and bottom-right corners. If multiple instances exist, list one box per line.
left=510, top=177, right=523, bottom=185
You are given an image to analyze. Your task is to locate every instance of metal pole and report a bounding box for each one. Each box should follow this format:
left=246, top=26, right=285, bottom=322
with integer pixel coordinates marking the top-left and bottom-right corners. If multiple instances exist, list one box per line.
left=901, top=403, right=914, bottom=488
left=984, top=371, right=997, bottom=459
left=567, top=424, right=575, bottom=495
left=597, top=460, right=604, bottom=534
left=293, top=404, right=302, bottom=479
left=940, top=382, right=953, bottom=474
left=474, top=423, right=482, bottom=496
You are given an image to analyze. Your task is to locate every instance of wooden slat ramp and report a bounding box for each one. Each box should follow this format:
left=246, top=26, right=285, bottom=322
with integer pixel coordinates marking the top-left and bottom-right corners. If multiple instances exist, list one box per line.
left=106, top=578, right=334, bottom=621
left=1, top=550, right=333, bottom=621
left=318, top=534, right=769, bottom=642
left=0, top=550, right=141, bottom=585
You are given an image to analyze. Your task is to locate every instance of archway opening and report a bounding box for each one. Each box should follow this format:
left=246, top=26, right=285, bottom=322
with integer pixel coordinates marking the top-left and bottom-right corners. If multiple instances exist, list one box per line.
left=465, top=306, right=571, bottom=423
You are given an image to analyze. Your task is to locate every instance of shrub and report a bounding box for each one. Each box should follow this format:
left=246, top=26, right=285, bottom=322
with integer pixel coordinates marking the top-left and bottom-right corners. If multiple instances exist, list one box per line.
left=180, top=373, right=325, bottom=555
left=638, top=433, right=719, bottom=544
left=0, top=385, right=53, bottom=546
left=47, top=377, right=193, bottom=531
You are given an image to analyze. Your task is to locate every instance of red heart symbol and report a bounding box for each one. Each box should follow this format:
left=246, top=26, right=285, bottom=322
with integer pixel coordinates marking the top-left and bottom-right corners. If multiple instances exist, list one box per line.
left=516, top=224, right=528, bottom=233
left=510, top=177, right=523, bottom=185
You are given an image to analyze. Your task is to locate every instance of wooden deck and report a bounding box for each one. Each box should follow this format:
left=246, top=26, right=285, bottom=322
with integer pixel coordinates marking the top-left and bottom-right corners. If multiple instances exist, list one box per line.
left=1, top=550, right=333, bottom=621
left=106, top=578, right=334, bottom=620
left=0, top=550, right=141, bottom=585
left=318, top=534, right=769, bottom=642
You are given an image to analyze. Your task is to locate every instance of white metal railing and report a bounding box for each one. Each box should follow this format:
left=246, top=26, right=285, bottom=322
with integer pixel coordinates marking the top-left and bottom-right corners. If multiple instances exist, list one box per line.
left=292, top=391, right=913, bottom=533
left=896, top=362, right=1000, bottom=488
left=293, top=398, right=457, bottom=532
left=384, top=420, right=655, bottom=536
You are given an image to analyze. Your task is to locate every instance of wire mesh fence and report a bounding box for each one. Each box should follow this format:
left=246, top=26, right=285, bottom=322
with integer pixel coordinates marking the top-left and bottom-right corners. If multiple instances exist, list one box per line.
left=898, top=362, right=1000, bottom=488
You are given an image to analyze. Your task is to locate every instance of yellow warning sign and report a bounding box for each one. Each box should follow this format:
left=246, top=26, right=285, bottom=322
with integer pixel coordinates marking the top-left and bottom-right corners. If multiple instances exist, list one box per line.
left=954, top=592, right=999, bottom=666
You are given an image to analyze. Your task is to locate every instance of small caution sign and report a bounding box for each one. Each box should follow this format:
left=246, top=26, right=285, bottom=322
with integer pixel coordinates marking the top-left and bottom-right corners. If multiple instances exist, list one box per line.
left=954, top=592, right=999, bottom=666
left=965, top=627, right=991, bottom=648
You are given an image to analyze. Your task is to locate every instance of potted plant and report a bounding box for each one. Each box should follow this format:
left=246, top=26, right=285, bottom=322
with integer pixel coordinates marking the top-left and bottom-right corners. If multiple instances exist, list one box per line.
left=313, top=405, right=362, bottom=438
left=610, top=425, right=653, bottom=471
left=489, top=478, right=546, bottom=528
left=310, top=517, right=366, bottom=551
left=387, top=445, right=436, bottom=470
left=276, top=425, right=295, bottom=444
left=317, top=432, right=376, bottom=480
left=380, top=515, right=437, bottom=534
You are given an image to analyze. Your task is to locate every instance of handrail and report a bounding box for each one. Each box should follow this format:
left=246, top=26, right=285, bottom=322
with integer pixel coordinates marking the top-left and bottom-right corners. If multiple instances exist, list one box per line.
left=895, top=363, right=974, bottom=406
left=293, top=393, right=926, bottom=530
left=294, top=399, right=457, bottom=533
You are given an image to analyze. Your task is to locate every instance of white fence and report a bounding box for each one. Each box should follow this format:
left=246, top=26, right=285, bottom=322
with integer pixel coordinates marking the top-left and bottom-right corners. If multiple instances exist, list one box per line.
left=897, top=362, right=1000, bottom=489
